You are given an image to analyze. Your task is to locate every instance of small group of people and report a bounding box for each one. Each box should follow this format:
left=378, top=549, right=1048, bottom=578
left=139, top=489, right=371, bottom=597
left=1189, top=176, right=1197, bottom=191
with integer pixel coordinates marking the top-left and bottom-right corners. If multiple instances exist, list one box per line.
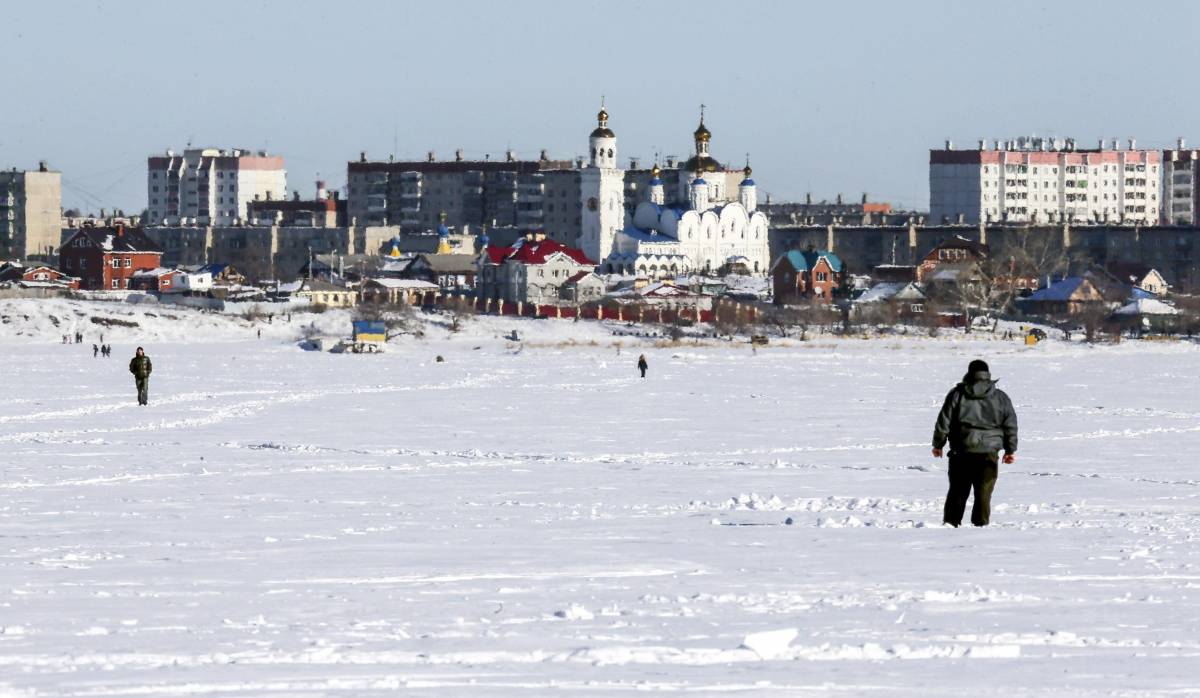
left=61, top=331, right=84, bottom=344
left=92, top=343, right=114, bottom=358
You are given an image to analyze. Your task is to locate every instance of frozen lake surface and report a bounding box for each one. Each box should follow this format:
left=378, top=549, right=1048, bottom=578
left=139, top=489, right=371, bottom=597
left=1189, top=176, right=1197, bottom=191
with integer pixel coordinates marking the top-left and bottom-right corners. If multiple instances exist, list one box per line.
left=2, top=325, right=1199, bottom=695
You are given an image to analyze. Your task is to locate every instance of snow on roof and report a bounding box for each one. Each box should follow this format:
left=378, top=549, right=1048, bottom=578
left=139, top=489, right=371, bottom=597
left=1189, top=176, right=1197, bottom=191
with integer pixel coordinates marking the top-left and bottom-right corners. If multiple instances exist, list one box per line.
left=855, top=282, right=927, bottom=303
left=1025, top=277, right=1090, bottom=302
left=365, top=278, right=439, bottom=289
left=131, top=267, right=175, bottom=278
left=484, top=239, right=595, bottom=266
left=1113, top=298, right=1179, bottom=316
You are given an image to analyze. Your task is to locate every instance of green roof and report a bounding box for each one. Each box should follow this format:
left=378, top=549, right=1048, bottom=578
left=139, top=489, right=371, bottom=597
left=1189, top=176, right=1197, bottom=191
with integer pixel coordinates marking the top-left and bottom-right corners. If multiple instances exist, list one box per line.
left=776, top=249, right=843, bottom=273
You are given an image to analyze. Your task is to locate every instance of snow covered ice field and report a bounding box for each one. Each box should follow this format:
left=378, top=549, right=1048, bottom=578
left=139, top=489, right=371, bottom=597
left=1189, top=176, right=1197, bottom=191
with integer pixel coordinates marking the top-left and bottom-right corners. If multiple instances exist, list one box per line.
left=2, top=306, right=1200, bottom=695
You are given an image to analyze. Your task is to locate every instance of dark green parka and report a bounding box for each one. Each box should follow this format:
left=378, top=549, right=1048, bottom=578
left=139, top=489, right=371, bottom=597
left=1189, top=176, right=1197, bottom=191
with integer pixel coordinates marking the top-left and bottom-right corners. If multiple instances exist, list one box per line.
left=129, top=355, right=152, bottom=380
left=932, top=370, right=1018, bottom=455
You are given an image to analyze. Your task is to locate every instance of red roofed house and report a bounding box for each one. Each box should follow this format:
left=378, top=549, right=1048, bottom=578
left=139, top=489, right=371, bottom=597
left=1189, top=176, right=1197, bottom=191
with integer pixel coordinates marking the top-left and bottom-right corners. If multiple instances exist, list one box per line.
left=59, top=225, right=163, bottom=291
left=477, top=233, right=598, bottom=304
left=129, top=267, right=183, bottom=293
left=0, top=263, right=80, bottom=289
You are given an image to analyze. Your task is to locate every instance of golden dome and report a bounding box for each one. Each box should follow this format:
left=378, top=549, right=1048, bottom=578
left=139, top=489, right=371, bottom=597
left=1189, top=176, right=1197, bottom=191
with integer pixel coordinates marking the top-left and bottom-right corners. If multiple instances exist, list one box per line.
left=683, top=154, right=722, bottom=172
left=694, top=121, right=711, bottom=142
left=743, top=163, right=752, bottom=178
left=591, top=105, right=614, bottom=139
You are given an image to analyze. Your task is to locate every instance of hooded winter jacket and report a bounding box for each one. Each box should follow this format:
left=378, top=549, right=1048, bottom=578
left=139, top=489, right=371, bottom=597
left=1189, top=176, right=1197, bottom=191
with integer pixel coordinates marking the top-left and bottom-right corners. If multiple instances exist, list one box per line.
left=932, top=370, right=1018, bottom=455
left=129, top=355, right=152, bottom=380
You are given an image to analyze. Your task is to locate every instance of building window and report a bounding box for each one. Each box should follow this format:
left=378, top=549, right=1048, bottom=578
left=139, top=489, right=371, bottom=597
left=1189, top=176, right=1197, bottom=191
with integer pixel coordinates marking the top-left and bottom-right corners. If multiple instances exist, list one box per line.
left=111, top=259, right=119, bottom=268
left=124, top=258, right=131, bottom=268
left=111, top=279, right=118, bottom=289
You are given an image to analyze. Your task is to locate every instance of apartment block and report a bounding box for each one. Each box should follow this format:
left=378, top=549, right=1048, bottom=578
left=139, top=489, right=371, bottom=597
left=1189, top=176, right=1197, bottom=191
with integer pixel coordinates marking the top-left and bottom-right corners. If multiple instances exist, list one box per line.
left=147, top=148, right=286, bottom=226
left=345, top=150, right=572, bottom=231
left=930, top=137, right=1161, bottom=225
left=1162, top=139, right=1200, bottom=225
left=0, top=162, right=62, bottom=260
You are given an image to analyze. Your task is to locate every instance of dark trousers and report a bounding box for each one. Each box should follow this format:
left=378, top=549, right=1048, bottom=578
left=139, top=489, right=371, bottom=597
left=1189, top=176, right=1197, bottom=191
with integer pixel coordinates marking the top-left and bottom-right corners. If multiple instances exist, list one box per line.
left=639, top=367, right=646, bottom=378
left=943, top=452, right=998, bottom=527
left=135, top=377, right=149, bottom=405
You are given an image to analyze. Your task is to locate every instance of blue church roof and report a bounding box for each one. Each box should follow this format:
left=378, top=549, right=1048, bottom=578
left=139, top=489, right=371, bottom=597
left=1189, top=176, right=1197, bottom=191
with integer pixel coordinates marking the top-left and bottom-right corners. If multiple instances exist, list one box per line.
left=437, top=224, right=450, bottom=237
left=623, top=226, right=679, bottom=243
left=649, top=177, right=662, bottom=185
left=741, top=178, right=755, bottom=186
left=692, top=177, right=707, bottom=186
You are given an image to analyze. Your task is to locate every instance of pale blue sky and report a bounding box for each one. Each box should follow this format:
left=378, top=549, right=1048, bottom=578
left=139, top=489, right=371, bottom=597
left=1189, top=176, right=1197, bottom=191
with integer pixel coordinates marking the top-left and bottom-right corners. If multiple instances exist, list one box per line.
left=2, top=0, right=1197, bottom=213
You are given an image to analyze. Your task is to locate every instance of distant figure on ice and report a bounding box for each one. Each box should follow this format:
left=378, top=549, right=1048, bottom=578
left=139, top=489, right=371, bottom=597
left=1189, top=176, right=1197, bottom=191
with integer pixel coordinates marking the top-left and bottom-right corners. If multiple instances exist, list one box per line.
left=129, top=347, right=153, bottom=406
left=931, top=359, right=1018, bottom=527
left=93, top=344, right=99, bottom=358
left=637, top=354, right=648, bottom=378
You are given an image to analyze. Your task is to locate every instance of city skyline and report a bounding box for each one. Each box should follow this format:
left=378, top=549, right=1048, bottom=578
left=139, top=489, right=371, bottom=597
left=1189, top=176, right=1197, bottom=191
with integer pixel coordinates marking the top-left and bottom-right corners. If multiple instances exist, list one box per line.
left=2, top=0, right=1198, bottom=214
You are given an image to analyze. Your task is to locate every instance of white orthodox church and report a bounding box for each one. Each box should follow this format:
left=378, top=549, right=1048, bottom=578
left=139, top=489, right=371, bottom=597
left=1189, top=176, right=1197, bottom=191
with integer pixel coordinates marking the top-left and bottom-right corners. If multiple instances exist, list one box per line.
left=578, top=105, right=771, bottom=277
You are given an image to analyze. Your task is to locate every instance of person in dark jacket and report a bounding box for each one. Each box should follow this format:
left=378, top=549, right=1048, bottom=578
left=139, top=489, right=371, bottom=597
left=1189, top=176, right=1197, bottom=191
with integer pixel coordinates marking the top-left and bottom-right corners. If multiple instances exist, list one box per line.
left=637, top=354, right=648, bottom=378
left=129, top=347, right=153, bottom=406
left=932, top=359, right=1018, bottom=527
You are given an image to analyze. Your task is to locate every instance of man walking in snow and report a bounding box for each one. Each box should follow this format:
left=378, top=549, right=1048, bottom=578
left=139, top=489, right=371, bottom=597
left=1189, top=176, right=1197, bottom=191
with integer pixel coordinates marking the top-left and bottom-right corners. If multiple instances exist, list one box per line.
left=129, top=347, right=153, bottom=406
left=932, top=359, right=1018, bottom=527
left=637, top=354, right=648, bottom=378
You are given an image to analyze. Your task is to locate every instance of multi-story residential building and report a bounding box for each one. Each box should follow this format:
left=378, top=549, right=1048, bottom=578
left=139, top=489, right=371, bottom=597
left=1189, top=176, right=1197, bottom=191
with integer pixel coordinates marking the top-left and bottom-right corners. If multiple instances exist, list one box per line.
left=345, top=150, right=573, bottom=230
left=146, top=148, right=286, bottom=226
left=930, top=137, right=1161, bottom=225
left=59, top=225, right=162, bottom=290
left=0, top=162, right=63, bottom=260
left=1162, top=139, right=1199, bottom=225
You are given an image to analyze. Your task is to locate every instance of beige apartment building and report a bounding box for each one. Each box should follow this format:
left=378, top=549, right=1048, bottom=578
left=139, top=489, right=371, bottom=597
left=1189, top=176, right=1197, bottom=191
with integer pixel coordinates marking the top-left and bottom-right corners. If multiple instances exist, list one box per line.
left=0, top=162, right=63, bottom=260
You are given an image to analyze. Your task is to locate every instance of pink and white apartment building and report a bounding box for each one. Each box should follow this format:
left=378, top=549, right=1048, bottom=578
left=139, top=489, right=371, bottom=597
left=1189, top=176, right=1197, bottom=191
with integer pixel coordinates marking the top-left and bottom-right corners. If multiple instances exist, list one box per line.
left=930, top=137, right=1160, bottom=225
left=147, top=148, right=286, bottom=226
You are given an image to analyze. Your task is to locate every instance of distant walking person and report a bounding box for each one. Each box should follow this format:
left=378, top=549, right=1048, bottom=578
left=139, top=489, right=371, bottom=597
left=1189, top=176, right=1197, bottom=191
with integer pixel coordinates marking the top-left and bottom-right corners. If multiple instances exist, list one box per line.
left=129, top=347, right=153, bottom=406
left=93, top=344, right=99, bottom=358
left=932, top=359, right=1018, bottom=527
left=637, top=354, right=648, bottom=378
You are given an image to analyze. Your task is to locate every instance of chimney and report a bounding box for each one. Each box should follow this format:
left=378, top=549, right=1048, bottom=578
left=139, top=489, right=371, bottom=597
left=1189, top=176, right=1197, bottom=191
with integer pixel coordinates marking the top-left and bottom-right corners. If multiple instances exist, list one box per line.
left=100, top=208, right=107, bottom=218
left=455, top=148, right=464, bottom=162
left=360, top=151, right=367, bottom=163
left=629, top=157, right=640, bottom=169
left=978, top=139, right=987, bottom=150
left=1178, top=137, right=1187, bottom=150
left=805, top=192, right=812, bottom=205
left=836, top=193, right=843, bottom=205
left=861, top=192, right=868, bottom=204
left=1128, top=138, right=1136, bottom=150
left=539, top=149, right=548, bottom=161
left=316, top=180, right=327, bottom=200
left=1098, top=138, right=1106, bottom=150
left=293, top=190, right=300, bottom=201
left=1112, top=138, right=1120, bottom=150
left=38, top=160, right=47, bottom=172
left=505, top=149, right=516, bottom=162
left=427, top=151, right=436, bottom=162
left=945, top=139, right=954, bottom=150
